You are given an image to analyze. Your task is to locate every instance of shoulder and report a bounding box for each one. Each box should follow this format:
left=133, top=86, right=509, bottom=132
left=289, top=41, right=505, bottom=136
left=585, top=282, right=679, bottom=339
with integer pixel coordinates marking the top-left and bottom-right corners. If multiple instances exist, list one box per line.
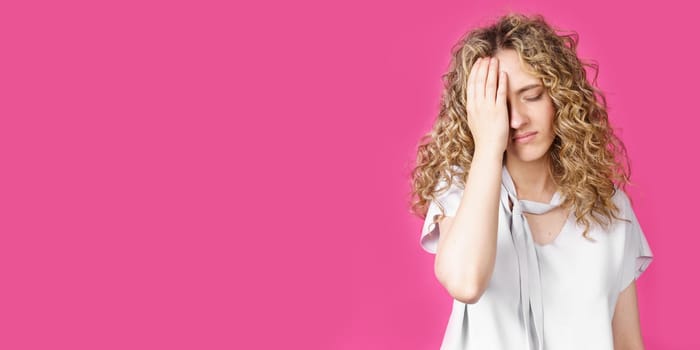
left=611, top=186, right=633, bottom=218
left=447, top=164, right=465, bottom=180
left=429, top=165, right=467, bottom=216
left=608, top=187, right=645, bottom=238
left=435, top=165, right=466, bottom=192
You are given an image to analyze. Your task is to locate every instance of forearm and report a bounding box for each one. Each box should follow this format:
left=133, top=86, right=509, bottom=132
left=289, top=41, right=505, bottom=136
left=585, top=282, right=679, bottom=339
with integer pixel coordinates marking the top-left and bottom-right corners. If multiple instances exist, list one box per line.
left=435, top=149, right=503, bottom=303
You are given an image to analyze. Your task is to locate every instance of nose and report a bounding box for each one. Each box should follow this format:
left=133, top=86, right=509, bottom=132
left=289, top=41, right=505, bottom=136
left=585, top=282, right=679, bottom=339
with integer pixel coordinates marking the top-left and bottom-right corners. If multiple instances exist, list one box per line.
left=508, top=102, right=529, bottom=130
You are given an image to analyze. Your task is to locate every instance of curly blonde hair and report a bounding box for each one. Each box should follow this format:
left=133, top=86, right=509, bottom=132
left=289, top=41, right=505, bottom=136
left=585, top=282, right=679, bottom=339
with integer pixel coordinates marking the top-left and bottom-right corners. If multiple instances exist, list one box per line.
left=409, top=12, right=632, bottom=239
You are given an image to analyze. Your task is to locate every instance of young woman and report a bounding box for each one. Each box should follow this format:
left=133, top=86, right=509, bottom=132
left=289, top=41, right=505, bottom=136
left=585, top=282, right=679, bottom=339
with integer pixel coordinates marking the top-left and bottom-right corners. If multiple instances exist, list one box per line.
left=410, top=12, right=654, bottom=350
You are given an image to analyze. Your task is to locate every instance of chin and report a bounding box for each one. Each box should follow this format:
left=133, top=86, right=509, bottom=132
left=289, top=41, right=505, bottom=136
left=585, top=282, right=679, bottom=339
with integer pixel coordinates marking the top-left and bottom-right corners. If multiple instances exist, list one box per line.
left=506, top=148, right=549, bottom=163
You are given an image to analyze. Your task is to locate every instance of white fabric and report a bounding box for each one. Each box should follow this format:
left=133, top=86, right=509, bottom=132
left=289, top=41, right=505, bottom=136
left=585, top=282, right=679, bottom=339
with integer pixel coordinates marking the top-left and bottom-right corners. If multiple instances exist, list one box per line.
left=420, top=164, right=653, bottom=350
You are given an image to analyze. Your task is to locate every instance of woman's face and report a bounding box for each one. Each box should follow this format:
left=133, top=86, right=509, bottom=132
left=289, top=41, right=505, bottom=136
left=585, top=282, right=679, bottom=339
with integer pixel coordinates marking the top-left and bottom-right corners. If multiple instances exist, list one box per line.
left=494, top=49, right=556, bottom=164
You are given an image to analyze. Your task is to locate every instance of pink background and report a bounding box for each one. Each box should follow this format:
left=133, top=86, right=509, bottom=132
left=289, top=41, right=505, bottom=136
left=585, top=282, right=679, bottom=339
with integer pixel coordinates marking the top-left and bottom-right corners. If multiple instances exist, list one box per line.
left=0, top=0, right=692, bottom=349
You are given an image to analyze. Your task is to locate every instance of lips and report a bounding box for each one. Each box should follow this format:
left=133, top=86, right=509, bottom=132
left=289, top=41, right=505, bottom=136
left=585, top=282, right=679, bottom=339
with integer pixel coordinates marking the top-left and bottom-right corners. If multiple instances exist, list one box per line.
left=513, top=131, right=537, bottom=140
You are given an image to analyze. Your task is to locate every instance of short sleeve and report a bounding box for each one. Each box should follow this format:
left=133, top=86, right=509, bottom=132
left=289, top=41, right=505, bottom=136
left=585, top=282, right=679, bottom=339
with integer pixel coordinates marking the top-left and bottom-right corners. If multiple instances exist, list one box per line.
left=618, top=192, right=654, bottom=293
left=419, top=177, right=464, bottom=254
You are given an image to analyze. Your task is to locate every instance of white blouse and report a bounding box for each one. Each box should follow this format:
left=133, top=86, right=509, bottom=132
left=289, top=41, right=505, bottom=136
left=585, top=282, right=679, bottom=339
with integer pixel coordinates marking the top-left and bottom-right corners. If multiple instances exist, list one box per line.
left=420, top=165, right=654, bottom=350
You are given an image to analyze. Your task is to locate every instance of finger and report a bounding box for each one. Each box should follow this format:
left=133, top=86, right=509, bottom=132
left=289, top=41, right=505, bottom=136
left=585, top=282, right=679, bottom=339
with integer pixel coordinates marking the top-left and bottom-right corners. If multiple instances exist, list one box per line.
left=486, top=57, right=498, bottom=102
left=476, top=57, right=490, bottom=100
left=466, top=58, right=481, bottom=110
left=495, top=70, right=508, bottom=107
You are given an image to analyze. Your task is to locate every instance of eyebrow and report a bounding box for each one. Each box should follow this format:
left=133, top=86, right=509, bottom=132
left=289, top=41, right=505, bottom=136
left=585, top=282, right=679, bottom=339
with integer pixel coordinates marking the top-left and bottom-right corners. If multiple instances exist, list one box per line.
left=515, top=83, right=542, bottom=95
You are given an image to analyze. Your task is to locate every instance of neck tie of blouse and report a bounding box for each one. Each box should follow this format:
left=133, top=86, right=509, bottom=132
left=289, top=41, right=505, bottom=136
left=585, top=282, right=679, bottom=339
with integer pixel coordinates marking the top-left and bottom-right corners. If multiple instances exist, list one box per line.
left=501, top=165, right=563, bottom=350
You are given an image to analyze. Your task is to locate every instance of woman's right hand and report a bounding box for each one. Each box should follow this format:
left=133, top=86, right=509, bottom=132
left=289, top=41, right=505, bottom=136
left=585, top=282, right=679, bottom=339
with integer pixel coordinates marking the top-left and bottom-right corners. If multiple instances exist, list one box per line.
left=466, top=57, right=509, bottom=156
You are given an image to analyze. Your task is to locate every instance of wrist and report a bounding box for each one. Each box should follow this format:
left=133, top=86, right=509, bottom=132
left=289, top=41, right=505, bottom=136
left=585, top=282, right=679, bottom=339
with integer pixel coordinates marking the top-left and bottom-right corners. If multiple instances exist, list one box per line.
left=473, top=147, right=505, bottom=162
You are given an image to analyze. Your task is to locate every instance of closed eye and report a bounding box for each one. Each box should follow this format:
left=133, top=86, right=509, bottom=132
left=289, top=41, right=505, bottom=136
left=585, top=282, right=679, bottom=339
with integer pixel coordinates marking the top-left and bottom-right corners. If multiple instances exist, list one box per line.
left=525, top=93, right=543, bottom=101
